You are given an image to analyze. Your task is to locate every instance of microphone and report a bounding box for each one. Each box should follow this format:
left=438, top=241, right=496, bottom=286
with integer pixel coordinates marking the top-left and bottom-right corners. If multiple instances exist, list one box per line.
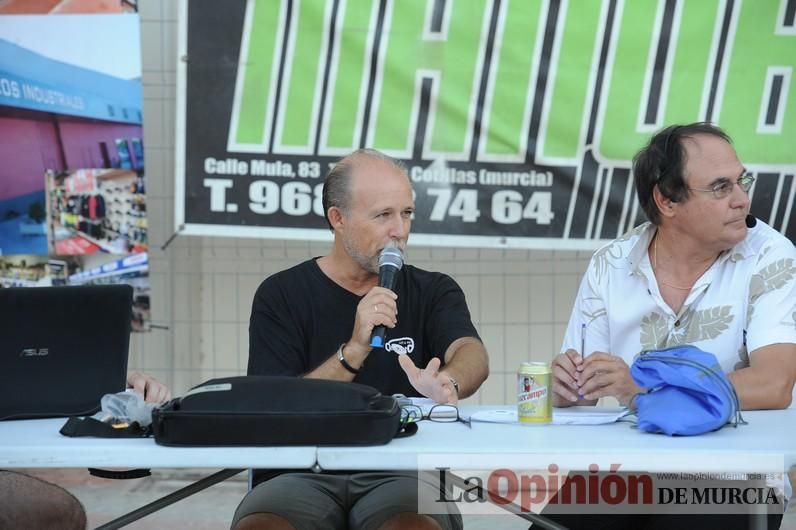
left=745, top=214, right=757, bottom=228
left=369, top=243, right=404, bottom=349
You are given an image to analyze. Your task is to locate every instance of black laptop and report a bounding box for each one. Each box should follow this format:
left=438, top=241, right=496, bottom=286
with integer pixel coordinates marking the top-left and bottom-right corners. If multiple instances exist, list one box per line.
left=0, top=284, right=132, bottom=420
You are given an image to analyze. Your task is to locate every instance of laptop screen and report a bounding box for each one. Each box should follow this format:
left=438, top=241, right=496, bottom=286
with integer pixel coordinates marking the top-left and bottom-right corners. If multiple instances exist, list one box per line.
left=0, top=284, right=132, bottom=420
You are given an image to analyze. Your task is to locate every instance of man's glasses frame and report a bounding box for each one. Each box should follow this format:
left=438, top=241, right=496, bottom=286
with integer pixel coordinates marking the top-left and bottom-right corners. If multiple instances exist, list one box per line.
left=400, top=404, right=471, bottom=428
left=688, top=172, right=755, bottom=200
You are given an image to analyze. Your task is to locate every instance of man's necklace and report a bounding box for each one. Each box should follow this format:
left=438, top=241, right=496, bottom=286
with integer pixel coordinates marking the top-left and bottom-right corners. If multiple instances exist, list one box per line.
left=652, top=235, right=715, bottom=291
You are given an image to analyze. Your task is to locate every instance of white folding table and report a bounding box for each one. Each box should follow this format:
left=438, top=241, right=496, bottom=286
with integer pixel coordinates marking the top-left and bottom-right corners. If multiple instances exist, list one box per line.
left=2, top=408, right=794, bottom=528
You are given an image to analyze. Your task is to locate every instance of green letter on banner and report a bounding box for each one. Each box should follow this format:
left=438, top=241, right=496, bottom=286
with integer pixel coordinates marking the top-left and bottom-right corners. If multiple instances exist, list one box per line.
left=719, top=1, right=796, bottom=164
left=231, top=0, right=283, bottom=147
left=662, top=0, right=720, bottom=123
left=596, top=0, right=659, bottom=161
left=598, top=0, right=719, bottom=162
left=480, top=0, right=544, bottom=159
left=323, top=0, right=378, bottom=152
left=370, top=0, right=489, bottom=157
left=276, top=0, right=329, bottom=151
left=537, top=0, right=602, bottom=161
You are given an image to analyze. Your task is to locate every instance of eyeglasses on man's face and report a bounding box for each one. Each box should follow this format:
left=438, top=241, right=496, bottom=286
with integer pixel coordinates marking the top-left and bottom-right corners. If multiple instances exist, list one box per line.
left=400, top=404, right=471, bottom=428
left=688, top=173, right=755, bottom=200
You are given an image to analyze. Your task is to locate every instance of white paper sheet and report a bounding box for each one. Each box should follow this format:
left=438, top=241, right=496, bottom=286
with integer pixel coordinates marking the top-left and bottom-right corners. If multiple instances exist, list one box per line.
left=468, top=406, right=630, bottom=425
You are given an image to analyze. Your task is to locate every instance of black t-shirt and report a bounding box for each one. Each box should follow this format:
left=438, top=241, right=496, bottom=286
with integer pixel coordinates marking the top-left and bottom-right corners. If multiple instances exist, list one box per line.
left=248, top=258, right=480, bottom=396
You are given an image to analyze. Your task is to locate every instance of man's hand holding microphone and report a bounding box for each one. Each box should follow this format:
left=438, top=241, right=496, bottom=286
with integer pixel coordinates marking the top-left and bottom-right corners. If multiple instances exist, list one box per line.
left=339, top=243, right=404, bottom=374
left=348, top=243, right=458, bottom=404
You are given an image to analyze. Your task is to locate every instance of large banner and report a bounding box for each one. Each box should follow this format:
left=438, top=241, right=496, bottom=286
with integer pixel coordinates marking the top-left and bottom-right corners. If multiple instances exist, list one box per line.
left=177, top=0, right=796, bottom=249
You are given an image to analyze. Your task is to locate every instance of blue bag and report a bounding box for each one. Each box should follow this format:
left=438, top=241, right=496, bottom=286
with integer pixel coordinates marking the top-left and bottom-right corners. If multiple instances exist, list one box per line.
left=629, top=345, right=746, bottom=436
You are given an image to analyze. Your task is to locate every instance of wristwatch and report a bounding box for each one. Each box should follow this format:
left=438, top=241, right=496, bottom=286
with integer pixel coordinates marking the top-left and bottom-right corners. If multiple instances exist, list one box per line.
left=447, top=376, right=460, bottom=395
left=337, top=343, right=360, bottom=375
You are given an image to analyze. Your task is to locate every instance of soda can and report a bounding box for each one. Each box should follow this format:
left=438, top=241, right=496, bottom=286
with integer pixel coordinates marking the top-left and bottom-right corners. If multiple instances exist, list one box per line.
left=517, top=362, right=552, bottom=423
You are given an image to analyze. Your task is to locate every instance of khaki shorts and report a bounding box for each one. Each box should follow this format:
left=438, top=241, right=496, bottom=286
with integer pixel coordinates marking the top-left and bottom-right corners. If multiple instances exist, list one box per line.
left=232, top=471, right=463, bottom=530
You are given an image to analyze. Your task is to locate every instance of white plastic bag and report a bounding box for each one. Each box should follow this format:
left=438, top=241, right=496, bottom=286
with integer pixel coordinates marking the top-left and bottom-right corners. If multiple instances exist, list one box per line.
left=98, top=390, right=155, bottom=427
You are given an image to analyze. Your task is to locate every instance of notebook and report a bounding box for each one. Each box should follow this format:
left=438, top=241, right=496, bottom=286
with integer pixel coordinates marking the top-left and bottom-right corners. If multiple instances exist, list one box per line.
left=0, top=284, right=132, bottom=420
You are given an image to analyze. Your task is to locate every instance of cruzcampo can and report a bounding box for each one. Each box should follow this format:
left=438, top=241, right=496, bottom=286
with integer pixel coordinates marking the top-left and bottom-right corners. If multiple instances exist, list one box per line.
left=517, top=362, right=552, bottom=423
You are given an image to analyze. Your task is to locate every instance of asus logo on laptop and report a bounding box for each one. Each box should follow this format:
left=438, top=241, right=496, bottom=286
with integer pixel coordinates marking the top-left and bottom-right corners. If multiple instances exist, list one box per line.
left=20, top=348, right=49, bottom=357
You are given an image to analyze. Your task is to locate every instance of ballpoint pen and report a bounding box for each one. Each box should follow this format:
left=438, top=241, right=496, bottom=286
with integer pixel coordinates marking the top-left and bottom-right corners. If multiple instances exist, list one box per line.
left=581, top=322, right=586, bottom=359
left=578, top=322, right=586, bottom=398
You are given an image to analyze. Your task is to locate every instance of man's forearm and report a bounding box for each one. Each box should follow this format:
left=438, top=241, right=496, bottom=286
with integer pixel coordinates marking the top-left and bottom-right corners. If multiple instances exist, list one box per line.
left=727, top=343, right=796, bottom=410
left=728, top=367, right=793, bottom=410
left=440, top=338, right=489, bottom=399
left=303, top=343, right=368, bottom=381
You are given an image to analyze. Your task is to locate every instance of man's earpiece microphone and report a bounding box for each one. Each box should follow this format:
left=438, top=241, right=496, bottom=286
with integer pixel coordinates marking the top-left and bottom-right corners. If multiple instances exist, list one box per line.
left=745, top=214, right=757, bottom=228
left=369, top=244, right=404, bottom=348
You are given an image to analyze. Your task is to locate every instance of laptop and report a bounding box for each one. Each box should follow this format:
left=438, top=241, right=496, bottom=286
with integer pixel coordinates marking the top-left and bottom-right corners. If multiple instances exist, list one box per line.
left=0, top=284, right=132, bottom=420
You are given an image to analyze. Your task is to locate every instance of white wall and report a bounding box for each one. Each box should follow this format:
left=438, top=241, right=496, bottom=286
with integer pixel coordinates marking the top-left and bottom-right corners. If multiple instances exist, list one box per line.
left=131, top=1, right=591, bottom=405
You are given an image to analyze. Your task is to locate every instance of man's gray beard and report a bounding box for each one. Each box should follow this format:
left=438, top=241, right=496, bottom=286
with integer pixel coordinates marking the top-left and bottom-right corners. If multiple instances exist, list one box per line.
left=343, top=237, right=379, bottom=274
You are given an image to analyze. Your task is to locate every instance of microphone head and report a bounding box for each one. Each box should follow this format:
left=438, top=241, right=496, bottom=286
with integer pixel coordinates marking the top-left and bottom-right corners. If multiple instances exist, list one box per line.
left=378, top=243, right=404, bottom=270
left=745, top=214, right=757, bottom=228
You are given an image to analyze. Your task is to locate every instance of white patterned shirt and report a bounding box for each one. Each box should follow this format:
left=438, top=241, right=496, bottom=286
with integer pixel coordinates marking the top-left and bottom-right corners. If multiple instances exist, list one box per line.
left=561, top=220, right=796, bottom=374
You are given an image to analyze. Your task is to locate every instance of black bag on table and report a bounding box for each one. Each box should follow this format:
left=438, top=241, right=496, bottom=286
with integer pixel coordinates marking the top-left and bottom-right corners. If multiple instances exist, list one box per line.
left=151, top=376, right=412, bottom=446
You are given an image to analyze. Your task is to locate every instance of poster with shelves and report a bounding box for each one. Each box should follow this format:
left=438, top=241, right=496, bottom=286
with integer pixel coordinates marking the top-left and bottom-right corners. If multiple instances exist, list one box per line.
left=47, top=169, right=148, bottom=256
left=0, top=3, right=152, bottom=331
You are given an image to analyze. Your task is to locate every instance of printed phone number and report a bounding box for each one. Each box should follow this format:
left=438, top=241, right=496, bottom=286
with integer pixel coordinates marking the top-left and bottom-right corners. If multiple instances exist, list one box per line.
left=203, top=178, right=554, bottom=225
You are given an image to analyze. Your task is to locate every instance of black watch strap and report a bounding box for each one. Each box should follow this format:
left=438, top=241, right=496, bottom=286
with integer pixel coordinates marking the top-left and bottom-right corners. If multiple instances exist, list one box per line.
left=337, top=343, right=360, bottom=375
